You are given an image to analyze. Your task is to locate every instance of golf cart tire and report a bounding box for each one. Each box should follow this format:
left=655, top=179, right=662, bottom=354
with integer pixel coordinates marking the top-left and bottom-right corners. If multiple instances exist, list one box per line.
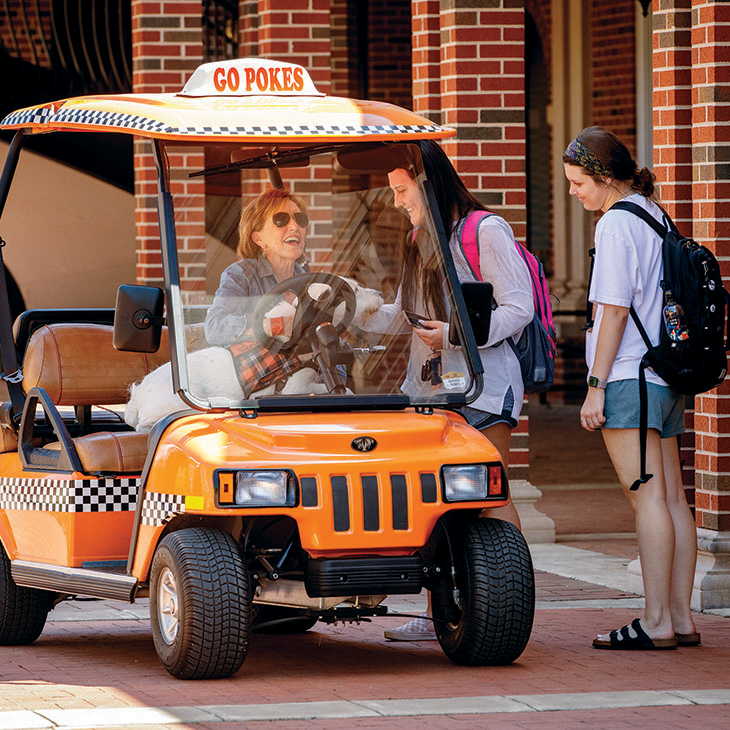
left=0, top=543, right=52, bottom=645
left=434, top=518, right=534, bottom=666
left=150, top=528, right=252, bottom=680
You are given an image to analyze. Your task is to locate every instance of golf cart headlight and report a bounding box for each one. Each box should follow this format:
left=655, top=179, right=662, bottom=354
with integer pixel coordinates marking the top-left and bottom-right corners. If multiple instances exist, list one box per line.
left=234, top=470, right=294, bottom=506
left=442, top=464, right=490, bottom=501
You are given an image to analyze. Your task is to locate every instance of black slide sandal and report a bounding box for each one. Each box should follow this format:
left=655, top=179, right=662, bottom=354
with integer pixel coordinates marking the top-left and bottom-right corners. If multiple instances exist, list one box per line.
left=593, top=618, right=678, bottom=650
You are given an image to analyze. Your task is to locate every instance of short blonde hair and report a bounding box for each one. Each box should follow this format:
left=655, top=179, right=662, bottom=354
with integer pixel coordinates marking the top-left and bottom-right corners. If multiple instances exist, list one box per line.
left=237, top=189, right=308, bottom=259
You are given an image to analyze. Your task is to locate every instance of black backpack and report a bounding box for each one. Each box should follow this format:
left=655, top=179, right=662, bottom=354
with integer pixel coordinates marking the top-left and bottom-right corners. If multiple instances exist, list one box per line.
left=611, top=201, right=730, bottom=490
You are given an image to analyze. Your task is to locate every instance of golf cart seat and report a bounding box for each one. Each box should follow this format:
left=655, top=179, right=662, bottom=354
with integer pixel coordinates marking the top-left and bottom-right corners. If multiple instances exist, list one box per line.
left=19, top=322, right=169, bottom=474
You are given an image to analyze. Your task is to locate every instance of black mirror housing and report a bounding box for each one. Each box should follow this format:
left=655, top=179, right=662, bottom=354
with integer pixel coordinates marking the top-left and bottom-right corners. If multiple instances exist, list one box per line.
left=449, top=281, right=492, bottom=347
left=113, top=285, right=164, bottom=352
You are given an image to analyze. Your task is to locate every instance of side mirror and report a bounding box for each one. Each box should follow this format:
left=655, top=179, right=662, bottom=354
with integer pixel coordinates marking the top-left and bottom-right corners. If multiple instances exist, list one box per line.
left=449, top=281, right=492, bottom=347
left=113, top=285, right=164, bottom=352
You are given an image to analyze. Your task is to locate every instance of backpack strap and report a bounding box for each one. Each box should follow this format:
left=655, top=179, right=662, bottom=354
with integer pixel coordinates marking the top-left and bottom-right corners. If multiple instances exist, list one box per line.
left=611, top=200, right=669, bottom=238
left=459, top=210, right=493, bottom=282
left=627, top=308, right=656, bottom=491
left=585, top=247, right=596, bottom=331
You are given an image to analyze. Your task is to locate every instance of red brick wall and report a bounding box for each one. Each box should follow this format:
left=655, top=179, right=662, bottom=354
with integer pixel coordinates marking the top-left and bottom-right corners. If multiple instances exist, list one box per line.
left=365, top=0, right=412, bottom=108
left=411, top=0, right=441, bottom=122
left=257, top=0, right=331, bottom=94
left=591, top=0, right=636, bottom=149
left=131, top=0, right=204, bottom=287
left=689, top=0, right=730, bottom=531
left=419, top=2, right=527, bottom=480
left=0, top=0, right=52, bottom=68
left=652, top=0, right=696, bottom=499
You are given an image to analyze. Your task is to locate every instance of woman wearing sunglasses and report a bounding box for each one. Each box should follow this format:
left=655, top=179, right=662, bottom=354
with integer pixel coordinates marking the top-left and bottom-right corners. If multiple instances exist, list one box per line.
left=205, top=189, right=310, bottom=345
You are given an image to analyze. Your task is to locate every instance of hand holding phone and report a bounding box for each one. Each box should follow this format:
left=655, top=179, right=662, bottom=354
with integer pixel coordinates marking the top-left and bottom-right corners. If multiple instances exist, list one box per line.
left=403, top=311, right=428, bottom=329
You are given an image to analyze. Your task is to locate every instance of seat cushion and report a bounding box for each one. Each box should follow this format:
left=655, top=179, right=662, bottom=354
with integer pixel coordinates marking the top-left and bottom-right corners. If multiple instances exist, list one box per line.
left=46, top=431, right=149, bottom=474
left=23, top=323, right=169, bottom=406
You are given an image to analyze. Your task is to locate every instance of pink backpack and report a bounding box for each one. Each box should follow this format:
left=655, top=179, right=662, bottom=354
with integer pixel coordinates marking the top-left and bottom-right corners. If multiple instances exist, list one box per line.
left=460, top=211, right=557, bottom=393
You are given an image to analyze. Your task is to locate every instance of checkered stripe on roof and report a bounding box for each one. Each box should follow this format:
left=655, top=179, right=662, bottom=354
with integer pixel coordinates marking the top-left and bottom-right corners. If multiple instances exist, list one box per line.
left=1, top=107, right=55, bottom=126
left=174, top=123, right=444, bottom=136
left=1, top=108, right=444, bottom=137
left=141, top=491, right=186, bottom=527
left=0, top=478, right=139, bottom=513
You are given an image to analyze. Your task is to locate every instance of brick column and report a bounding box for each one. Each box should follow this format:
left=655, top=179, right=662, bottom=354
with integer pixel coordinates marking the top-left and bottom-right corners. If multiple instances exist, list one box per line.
left=651, top=1, right=697, bottom=505
left=411, top=0, right=441, bottom=122
left=414, top=1, right=551, bottom=541
left=257, top=0, right=331, bottom=94
left=131, top=0, right=204, bottom=288
left=689, top=0, right=730, bottom=608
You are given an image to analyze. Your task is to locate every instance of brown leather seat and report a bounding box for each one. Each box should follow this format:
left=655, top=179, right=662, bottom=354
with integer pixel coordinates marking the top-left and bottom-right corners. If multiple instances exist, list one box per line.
left=19, top=323, right=170, bottom=473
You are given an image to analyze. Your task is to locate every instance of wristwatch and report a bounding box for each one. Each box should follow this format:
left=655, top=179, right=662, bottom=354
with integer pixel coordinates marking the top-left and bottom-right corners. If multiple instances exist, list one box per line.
left=587, top=375, right=608, bottom=389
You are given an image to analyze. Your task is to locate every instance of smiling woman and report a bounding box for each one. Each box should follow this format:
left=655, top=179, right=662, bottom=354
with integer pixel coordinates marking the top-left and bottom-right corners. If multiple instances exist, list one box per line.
left=204, top=189, right=311, bottom=346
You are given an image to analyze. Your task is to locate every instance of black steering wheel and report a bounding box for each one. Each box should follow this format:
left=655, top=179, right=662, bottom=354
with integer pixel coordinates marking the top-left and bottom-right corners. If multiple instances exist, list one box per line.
left=251, top=272, right=357, bottom=352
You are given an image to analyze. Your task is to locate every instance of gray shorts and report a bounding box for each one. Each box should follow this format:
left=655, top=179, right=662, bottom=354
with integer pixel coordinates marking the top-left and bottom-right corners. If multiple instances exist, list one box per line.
left=458, top=386, right=517, bottom=430
left=603, top=379, right=685, bottom=438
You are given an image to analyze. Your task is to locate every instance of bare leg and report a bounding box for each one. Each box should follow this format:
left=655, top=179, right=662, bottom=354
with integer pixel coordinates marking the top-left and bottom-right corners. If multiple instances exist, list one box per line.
left=601, top=427, right=675, bottom=640
left=478, top=421, right=521, bottom=530
left=662, top=436, right=698, bottom=636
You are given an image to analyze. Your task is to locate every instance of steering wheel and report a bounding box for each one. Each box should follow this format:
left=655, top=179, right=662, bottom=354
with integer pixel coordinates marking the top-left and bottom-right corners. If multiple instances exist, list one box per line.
left=251, top=272, right=357, bottom=351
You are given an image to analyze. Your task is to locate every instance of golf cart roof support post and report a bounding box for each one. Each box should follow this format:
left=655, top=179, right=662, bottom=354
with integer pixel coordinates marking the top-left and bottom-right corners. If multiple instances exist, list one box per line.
left=421, top=177, right=484, bottom=403
left=152, top=139, right=198, bottom=411
left=0, top=132, right=25, bottom=218
left=0, top=132, right=27, bottom=417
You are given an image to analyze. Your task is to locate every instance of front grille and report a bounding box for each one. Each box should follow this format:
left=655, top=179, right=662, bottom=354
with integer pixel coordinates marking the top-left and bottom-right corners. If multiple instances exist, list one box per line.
left=328, top=472, right=426, bottom=533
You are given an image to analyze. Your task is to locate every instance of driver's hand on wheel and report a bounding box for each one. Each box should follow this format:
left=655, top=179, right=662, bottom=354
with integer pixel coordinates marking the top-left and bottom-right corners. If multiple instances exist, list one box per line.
left=263, top=299, right=296, bottom=341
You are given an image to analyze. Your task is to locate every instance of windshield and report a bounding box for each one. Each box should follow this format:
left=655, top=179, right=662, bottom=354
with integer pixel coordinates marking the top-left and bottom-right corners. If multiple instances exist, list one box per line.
left=160, top=141, right=481, bottom=411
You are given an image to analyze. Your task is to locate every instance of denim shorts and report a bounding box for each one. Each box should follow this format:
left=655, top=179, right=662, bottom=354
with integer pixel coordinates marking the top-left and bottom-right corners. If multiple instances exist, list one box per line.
left=458, top=386, right=517, bottom=430
left=603, top=379, right=685, bottom=437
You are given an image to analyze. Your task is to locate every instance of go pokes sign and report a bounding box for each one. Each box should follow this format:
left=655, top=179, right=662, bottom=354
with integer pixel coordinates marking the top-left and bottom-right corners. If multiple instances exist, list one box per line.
left=180, top=59, right=324, bottom=98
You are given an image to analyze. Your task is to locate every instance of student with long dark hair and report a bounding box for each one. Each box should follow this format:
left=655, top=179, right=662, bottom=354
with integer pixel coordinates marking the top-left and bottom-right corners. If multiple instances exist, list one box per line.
left=563, top=126, right=699, bottom=650
left=366, top=140, right=533, bottom=640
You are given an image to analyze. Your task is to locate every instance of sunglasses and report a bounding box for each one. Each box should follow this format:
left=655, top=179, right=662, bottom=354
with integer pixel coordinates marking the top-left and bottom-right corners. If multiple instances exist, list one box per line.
left=272, top=211, right=309, bottom=228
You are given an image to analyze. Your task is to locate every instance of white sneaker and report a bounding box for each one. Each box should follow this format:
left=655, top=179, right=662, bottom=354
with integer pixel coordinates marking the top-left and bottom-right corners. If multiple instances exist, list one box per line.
left=384, top=612, right=437, bottom=641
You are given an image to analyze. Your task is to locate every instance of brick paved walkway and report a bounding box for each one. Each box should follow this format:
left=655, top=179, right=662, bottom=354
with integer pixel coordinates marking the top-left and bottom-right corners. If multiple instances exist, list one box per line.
left=0, top=399, right=727, bottom=729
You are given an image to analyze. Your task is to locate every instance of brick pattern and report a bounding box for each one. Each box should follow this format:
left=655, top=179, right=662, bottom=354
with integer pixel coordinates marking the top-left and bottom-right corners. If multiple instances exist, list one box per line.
left=591, top=2, right=636, bottom=150
left=131, top=0, right=204, bottom=287
left=690, top=0, right=730, bottom=531
left=257, top=0, right=331, bottom=94
left=652, top=1, right=696, bottom=500
left=410, top=2, right=528, bottom=479
left=0, top=0, right=53, bottom=68
left=411, top=0, right=441, bottom=122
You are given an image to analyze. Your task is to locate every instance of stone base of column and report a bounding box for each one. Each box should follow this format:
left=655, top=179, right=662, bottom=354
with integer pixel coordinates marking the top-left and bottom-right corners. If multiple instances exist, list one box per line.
left=627, top=528, right=730, bottom=610
left=691, top=528, right=730, bottom=610
left=511, top=479, right=556, bottom=544
left=627, top=556, right=643, bottom=597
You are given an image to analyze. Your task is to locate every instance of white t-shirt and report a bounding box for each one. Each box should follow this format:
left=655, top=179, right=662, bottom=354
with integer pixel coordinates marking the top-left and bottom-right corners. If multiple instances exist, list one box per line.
left=586, top=193, right=668, bottom=386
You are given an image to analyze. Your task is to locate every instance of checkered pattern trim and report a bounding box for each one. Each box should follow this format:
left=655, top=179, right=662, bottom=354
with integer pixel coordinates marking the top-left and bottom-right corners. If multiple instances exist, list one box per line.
left=141, top=491, right=186, bottom=527
left=173, top=123, right=444, bottom=137
left=1, top=107, right=444, bottom=139
left=0, top=477, right=138, bottom=513
left=1, top=107, right=55, bottom=126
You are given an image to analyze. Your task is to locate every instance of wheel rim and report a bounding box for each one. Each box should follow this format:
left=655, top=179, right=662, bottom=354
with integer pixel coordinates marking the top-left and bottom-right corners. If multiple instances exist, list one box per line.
left=157, top=566, right=179, bottom=645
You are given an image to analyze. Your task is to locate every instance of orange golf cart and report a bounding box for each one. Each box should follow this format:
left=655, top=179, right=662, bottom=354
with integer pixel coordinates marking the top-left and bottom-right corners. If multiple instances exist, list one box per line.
left=0, top=58, right=534, bottom=679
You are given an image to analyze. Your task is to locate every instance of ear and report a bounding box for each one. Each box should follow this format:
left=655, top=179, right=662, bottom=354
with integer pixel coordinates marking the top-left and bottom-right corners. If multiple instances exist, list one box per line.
left=252, top=231, right=264, bottom=248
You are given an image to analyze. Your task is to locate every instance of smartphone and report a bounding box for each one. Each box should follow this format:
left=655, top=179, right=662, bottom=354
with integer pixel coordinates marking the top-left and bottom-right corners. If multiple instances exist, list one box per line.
left=403, top=310, right=428, bottom=329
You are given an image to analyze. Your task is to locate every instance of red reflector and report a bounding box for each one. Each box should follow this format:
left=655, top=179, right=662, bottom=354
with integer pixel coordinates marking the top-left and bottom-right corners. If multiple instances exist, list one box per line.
left=488, top=466, right=503, bottom=497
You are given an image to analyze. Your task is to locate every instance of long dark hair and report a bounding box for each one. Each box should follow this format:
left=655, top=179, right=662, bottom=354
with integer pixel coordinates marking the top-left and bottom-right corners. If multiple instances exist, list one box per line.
left=562, top=126, right=655, bottom=198
left=399, top=140, right=486, bottom=320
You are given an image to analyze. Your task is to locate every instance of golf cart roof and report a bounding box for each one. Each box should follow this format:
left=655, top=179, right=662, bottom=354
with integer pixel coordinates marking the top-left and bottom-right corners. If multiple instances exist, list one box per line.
left=0, top=58, right=456, bottom=144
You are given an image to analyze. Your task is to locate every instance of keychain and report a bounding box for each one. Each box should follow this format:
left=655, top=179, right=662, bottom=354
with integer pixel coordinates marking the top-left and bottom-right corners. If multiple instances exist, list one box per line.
left=420, top=350, right=442, bottom=388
